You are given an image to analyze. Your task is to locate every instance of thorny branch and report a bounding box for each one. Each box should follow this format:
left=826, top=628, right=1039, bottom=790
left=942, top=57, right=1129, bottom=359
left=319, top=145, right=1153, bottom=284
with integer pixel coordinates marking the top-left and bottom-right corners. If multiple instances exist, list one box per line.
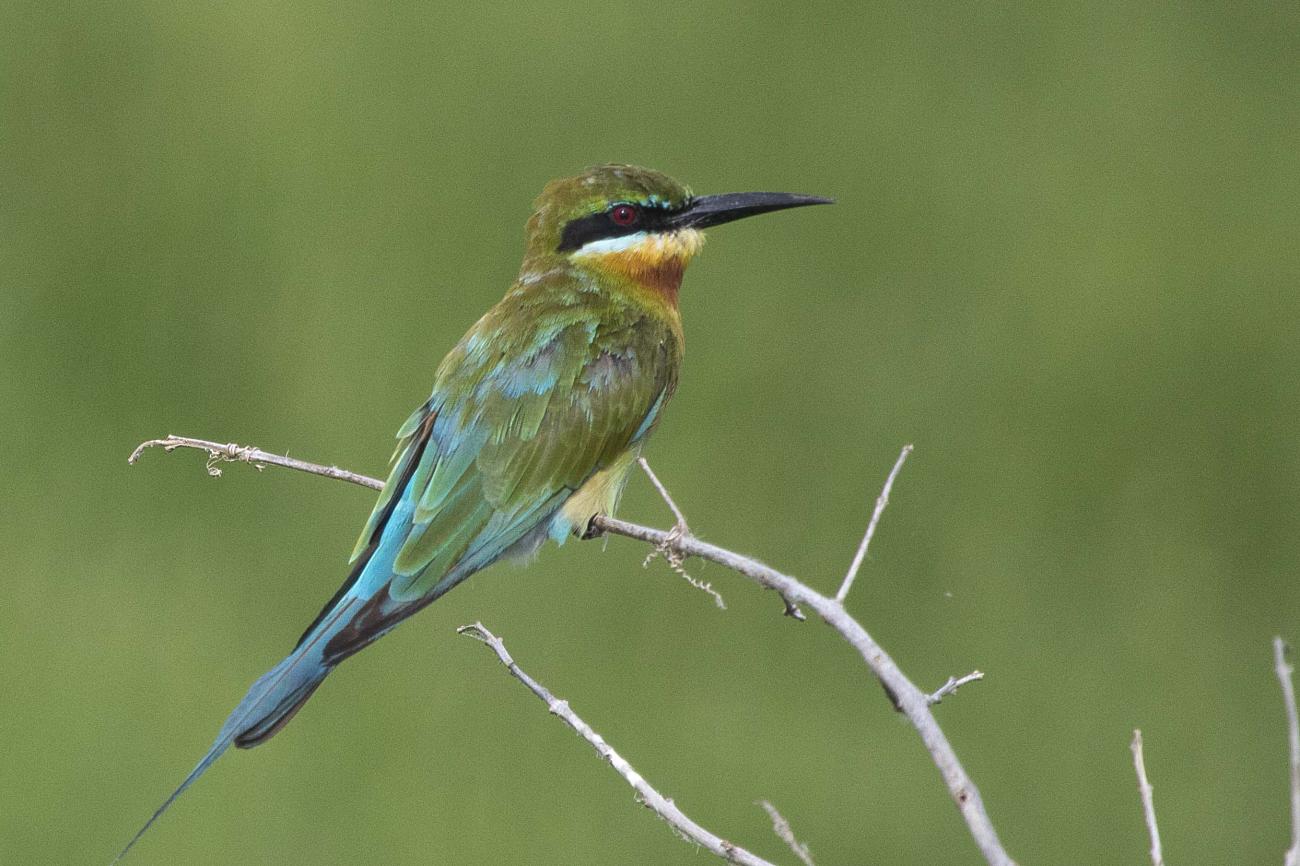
left=130, top=434, right=1013, bottom=866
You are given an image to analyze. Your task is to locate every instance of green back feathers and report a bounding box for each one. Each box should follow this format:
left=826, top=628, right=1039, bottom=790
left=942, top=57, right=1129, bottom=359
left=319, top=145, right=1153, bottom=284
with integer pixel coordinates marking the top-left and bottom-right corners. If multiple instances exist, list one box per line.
left=350, top=265, right=681, bottom=604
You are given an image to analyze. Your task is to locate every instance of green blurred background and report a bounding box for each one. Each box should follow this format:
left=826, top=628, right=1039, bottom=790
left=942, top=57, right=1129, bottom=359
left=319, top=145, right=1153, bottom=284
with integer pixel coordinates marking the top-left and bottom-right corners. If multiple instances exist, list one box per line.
left=2, top=2, right=1297, bottom=863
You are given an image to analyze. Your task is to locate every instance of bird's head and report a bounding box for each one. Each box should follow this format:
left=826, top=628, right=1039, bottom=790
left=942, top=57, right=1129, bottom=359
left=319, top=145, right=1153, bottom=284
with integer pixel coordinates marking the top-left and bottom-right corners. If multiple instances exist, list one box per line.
left=521, top=164, right=831, bottom=302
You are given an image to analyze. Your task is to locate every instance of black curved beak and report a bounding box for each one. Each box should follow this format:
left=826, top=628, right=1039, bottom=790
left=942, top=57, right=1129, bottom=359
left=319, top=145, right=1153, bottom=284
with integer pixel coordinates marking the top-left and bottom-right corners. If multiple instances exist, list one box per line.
left=670, top=191, right=834, bottom=230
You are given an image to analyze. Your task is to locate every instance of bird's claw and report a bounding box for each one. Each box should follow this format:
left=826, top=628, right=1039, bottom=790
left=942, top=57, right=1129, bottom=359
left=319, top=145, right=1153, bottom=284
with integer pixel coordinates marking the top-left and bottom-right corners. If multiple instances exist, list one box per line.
left=581, top=515, right=606, bottom=540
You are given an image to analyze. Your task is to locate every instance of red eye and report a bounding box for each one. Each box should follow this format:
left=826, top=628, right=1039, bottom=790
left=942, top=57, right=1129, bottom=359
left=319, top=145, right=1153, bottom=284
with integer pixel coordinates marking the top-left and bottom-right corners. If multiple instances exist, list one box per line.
left=609, top=204, right=639, bottom=226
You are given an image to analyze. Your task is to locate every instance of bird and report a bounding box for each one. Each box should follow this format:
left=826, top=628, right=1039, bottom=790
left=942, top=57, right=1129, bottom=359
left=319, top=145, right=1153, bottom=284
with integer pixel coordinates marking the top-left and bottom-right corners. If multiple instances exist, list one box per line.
left=113, top=164, right=831, bottom=861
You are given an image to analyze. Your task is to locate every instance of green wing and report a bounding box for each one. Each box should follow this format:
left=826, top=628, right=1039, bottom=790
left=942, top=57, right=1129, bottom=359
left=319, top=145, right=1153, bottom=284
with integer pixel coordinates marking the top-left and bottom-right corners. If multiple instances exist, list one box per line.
left=348, top=294, right=679, bottom=610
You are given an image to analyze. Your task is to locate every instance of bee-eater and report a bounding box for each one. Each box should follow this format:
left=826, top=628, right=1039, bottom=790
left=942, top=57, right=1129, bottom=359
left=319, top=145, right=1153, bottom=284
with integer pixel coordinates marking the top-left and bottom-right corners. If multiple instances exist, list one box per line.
left=114, top=164, right=830, bottom=861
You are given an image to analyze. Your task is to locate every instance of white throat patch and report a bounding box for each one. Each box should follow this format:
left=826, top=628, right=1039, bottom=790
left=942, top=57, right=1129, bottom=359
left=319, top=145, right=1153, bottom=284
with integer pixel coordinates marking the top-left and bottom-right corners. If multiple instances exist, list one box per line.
left=572, top=229, right=704, bottom=260
left=574, top=232, right=648, bottom=255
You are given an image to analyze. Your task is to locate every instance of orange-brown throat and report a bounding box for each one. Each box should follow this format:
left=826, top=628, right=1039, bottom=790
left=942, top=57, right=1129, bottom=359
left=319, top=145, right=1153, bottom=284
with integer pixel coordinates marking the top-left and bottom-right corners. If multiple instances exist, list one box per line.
left=574, top=229, right=704, bottom=306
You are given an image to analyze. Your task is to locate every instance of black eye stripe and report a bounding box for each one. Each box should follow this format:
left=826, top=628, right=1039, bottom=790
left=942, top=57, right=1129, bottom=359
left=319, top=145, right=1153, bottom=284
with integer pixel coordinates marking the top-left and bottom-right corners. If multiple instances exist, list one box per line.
left=556, top=202, right=684, bottom=252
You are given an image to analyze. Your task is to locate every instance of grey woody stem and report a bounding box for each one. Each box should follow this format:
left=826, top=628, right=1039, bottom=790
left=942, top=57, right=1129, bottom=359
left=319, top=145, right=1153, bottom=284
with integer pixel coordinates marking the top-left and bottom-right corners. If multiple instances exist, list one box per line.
left=590, top=515, right=1011, bottom=865
left=129, top=433, right=1014, bottom=866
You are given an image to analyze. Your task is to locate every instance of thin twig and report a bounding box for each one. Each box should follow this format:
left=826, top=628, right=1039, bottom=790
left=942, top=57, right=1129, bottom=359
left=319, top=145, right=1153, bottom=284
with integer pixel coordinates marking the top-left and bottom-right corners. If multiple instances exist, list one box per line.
left=129, top=435, right=383, bottom=491
left=836, top=444, right=912, bottom=604
left=458, top=623, right=776, bottom=866
left=130, top=434, right=1017, bottom=866
left=636, top=457, right=803, bottom=619
left=1130, top=730, right=1163, bottom=866
left=643, top=456, right=806, bottom=621
left=927, top=671, right=985, bottom=705
left=757, top=801, right=814, bottom=866
left=635, top=458, right=726, bottom=610
left=637, top=456, right=691, bottom=531
left=1275, top=637, right=1300, bottom=866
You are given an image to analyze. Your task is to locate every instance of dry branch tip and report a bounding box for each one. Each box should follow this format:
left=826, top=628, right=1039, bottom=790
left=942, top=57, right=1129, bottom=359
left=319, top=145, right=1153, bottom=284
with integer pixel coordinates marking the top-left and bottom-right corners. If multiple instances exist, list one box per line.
left=1130, top=729, right=1163, bottom=866
left=758, top=801, right=815, bottom=866
left=927, top=671, right=985, bottom=705
left=836, top=444, right=913, bottom=604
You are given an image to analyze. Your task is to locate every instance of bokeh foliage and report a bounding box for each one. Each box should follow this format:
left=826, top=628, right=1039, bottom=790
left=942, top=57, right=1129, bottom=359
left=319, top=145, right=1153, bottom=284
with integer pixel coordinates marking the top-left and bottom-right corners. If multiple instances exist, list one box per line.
left=2, top=2, right=1298, bottom=863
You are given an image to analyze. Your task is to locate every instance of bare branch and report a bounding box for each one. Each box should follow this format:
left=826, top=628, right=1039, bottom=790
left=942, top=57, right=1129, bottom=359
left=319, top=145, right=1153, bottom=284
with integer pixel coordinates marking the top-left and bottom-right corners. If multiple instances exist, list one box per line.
left=130, top=433, right=1017, bottom=866
left=1276, top=637, right=1300, bottom=866
left=1130, top=730, right=1163, bottom=866
left=927, top=671, right=985, bottom=705
left=458, top=622, right=777, bottom=866
left=757, top=801, right=814, bottom=866
left=836, top=444, right=913, bottom=604
left=591, top=513, right=1015, bottom=865
left=129, top=435, right=383, bottom=491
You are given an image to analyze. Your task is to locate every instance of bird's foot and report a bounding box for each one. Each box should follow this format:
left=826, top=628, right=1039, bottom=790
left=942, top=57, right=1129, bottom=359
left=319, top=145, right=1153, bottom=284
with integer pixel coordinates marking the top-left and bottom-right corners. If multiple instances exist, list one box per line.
left=581, top=515, right=606, bottom=540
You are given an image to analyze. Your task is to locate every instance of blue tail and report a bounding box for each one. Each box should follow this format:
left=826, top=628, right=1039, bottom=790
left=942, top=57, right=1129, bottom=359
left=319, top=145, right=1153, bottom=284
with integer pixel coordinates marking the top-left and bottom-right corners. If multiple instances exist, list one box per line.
left=109, top=609, right=347, bottom=864
left=112, top=442, right=427, bottom=862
